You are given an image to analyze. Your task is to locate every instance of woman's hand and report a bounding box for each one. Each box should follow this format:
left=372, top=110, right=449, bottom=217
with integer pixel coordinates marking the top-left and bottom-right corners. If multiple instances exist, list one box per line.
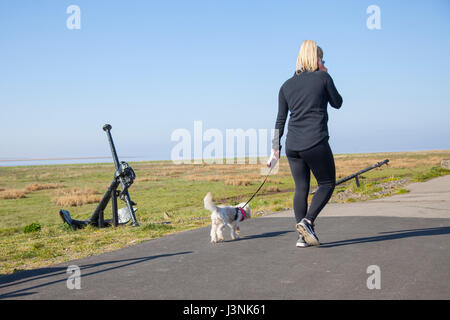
left=272, top=149, right=280, bottom=160
left=267, top=149, right=280, bottom=167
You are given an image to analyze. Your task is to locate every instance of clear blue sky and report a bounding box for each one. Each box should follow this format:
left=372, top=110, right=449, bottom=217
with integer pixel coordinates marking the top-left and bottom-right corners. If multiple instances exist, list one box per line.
left=1, top=0, right=449, bottom=161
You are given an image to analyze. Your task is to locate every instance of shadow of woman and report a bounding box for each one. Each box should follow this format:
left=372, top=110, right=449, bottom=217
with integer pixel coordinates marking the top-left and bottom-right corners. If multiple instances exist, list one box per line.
left=319, top=226, right=450, bottom=248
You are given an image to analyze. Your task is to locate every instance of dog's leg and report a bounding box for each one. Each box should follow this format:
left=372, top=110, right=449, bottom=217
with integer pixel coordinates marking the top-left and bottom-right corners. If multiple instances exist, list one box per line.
left=211, top=220, right=219, bottom=243
left=228, top=223, right=236, bottom=240
left=234, top=224, right=240, bottom=240
left=228, top=222, right=240, bottom=240
left=217, top=223, right=225, bottom=242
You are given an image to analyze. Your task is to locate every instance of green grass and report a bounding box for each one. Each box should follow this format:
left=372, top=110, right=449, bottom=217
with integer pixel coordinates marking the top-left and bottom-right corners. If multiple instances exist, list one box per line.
left=396, top=188, right=410, bottom=194
left=412, top=166, right=450, bottom=182
left=23, top=222, right=41, bottom=234
left=0, top=149, right=449, bottom=274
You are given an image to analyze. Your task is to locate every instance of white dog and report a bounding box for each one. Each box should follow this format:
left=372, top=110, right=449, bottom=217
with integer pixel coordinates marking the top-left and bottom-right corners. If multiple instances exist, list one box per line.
left=204, top=192, right=251, bottom=243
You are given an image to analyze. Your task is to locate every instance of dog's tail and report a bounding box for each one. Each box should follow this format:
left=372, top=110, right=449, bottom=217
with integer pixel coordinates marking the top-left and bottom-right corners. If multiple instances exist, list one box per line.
left=204, top=192, right=217, bottom=211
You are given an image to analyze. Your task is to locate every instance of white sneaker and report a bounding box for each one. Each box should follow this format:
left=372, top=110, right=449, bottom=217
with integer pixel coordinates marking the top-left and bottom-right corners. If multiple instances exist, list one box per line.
left=296, top=235, right=310, bottom=248
left=297, top=219, right=320, bottom=246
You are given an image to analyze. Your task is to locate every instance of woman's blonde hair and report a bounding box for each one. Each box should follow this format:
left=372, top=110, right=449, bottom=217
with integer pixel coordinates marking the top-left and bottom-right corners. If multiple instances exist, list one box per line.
left=296, top=40, right=319, bottom=73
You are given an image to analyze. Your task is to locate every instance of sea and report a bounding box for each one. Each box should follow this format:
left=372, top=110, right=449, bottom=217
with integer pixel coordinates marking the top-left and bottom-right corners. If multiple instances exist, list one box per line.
left=0, top=156, right=154, bottom=167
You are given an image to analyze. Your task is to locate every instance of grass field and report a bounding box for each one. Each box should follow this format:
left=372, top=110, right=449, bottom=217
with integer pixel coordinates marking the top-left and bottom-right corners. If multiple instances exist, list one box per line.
left=1, top=150, right=449, bottom=274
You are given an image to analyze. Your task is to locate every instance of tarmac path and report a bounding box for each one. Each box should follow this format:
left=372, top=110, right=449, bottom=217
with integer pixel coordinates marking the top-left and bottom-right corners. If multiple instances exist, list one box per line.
left=1, top=175, right=449, bottom=299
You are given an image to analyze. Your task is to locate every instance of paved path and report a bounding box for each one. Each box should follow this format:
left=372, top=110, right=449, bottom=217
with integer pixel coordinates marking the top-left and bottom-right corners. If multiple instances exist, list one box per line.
left=270, top=174, right=450, bottom=219
left=1, top=176, right=449, bottom=299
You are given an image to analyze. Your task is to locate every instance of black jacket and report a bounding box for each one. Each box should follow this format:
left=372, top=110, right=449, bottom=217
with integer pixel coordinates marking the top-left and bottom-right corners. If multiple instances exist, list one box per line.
left=272, top=70, right=342, bottom=151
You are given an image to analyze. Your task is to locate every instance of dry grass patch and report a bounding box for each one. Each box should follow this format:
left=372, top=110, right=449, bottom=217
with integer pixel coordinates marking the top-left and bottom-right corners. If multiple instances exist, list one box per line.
left=135, top=177, right=160, bottom=182
left=270, top=180, right=282, bottom=184
left=184, top=174, right=263, bottom=184
left=200, top=175, right=222, bottom=182
left=152, top=169, right=184, bottom=176
left=0, top=183, right=65, bottom=200
left=265, top=186, right=280, bottom=192
left=24, top=183, right=64, bottom=193
left=52, top=187, right=101, bottom=207
left=224, top=179, right=252, bottom=186
left=183, top=174, right=224, bottom=182
left=38, top=172, right=52, bottom=179
left=0, top=189, right=26, bottom=199
left=333, top=156, right=444, bottom=178
left=163, top=170, right=184, bottom=176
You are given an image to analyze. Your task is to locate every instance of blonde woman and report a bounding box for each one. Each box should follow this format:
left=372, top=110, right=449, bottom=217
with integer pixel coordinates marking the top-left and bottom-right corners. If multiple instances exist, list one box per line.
left=270, top=40, right=342, bottom=247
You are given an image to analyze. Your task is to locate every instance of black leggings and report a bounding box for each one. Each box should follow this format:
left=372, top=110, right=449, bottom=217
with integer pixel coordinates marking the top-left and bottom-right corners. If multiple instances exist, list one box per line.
left=286, top=139, right=336, bottom=224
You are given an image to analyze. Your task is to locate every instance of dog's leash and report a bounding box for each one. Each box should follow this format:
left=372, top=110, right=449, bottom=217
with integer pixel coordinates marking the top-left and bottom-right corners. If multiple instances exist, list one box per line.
left=239, top=165, right=274, bottom=209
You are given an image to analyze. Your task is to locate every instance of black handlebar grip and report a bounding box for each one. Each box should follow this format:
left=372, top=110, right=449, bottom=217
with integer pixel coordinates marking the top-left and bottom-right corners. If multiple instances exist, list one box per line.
left=103, top=124, right=112, bottom=132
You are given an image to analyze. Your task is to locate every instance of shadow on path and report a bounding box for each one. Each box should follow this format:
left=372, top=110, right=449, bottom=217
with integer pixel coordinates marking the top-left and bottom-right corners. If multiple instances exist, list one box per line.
left=320, top=226, right=450, bottom=248
left=0, top=251, right=192, bottom=299
left=238, top=230, right=294, bottom=241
